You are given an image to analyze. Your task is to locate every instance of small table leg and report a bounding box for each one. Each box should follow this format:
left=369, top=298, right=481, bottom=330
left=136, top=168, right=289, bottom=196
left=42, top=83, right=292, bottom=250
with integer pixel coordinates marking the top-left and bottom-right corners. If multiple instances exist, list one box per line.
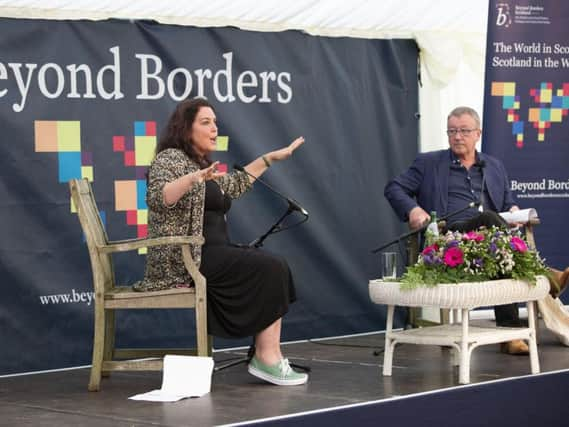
left=527, top=301, right=540, bottom=374
left=458, top=308, right=470, bottom=384
left=383, top=305, right=395, bottom=376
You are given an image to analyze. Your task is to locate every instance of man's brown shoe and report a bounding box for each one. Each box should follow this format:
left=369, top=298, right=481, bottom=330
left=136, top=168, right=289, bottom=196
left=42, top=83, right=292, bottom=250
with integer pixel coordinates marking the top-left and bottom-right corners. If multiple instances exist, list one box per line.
left=548, top=267, right=569, bottom=298
left=500, top=339, right=529, bottom=355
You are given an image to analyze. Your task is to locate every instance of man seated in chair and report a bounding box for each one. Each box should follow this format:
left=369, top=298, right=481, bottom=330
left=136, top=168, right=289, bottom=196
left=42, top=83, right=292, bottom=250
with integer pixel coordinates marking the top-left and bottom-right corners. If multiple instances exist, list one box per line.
left=384, top=106, right=569, bottom=355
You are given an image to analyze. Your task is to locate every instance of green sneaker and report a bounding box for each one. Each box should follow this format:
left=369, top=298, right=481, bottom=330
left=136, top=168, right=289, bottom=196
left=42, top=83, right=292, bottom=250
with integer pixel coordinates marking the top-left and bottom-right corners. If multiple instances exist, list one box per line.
left=248, top=356, right=308, bottom=386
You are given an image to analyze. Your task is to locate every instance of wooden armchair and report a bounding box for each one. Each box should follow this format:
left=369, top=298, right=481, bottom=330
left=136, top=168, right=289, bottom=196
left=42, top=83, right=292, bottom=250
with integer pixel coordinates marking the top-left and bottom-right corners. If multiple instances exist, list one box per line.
left=69, top=178, right=211, bottom=392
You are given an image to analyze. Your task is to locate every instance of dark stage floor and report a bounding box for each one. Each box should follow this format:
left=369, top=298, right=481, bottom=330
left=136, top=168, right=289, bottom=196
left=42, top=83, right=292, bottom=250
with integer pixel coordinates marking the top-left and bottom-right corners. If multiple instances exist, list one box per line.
left=1, top=321, right=569, bottom=427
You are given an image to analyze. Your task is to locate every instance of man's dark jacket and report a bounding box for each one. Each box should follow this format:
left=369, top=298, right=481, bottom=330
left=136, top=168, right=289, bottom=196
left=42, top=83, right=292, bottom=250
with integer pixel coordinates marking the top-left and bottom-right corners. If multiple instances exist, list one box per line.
left=384, top=149, right=516, bottom=222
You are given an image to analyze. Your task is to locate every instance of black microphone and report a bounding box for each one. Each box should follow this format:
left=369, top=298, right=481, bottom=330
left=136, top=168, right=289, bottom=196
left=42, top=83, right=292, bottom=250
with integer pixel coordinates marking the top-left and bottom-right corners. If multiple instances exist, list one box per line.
left=476, top=160, right=487, bottom=212
left=233, top=164, right=309, bottom=216
left=439, top=200, right=481, bottom=223
left=371, top=200, right=481, bottom=254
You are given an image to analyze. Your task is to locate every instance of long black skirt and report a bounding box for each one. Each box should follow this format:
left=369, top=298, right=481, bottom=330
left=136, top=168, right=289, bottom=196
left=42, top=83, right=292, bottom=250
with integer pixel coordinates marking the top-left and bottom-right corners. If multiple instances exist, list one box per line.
left=200, top=245, right=296, bottom=338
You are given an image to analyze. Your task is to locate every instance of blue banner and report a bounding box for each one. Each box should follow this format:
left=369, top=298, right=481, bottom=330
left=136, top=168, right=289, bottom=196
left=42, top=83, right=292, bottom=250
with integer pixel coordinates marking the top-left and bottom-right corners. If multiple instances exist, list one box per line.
left=483, top=1, right=569, bottom=301
left=0, top=18, right=419, bottom=374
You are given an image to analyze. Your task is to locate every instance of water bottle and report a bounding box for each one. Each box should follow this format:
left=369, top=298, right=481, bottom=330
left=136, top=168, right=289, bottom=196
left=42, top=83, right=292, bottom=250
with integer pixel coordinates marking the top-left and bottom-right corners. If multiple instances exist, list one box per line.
left=426, top=210, right=439, bottom=243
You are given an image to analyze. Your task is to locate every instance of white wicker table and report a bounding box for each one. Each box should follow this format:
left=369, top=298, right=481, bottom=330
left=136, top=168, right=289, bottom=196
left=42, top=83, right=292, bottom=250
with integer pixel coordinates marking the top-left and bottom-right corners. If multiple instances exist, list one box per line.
left=369, top=276, right=549, bottom=384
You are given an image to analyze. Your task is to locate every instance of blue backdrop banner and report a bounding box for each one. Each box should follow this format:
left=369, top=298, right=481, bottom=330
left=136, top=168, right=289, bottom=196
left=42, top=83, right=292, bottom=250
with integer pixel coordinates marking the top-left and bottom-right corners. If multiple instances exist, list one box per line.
left=482, top=1, right=569, bottom=298
left=0, top=18, right=419, bottom=374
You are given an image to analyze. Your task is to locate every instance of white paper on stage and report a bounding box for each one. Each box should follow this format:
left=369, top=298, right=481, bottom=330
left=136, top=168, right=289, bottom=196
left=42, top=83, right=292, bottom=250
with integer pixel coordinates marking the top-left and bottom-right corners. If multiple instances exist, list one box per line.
left=128, top=355, right=214, bottom=402
left=499, top=208, right=538, bottom=224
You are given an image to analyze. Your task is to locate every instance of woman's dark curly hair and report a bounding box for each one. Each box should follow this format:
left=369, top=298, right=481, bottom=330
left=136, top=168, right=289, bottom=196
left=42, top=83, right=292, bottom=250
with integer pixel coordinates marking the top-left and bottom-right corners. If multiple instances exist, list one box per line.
left=156, top=98, right=215, bottom=167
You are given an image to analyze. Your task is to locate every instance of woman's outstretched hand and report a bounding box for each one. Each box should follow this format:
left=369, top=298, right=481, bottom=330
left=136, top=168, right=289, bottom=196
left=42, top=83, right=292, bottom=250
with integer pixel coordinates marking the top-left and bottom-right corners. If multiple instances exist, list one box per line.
left=268, top=136, right=305, bottom=162
left=163, top=161, right=226, bottom=207
left=242, top=137, right=305, bottom=184
left=193, top=161, right=226, bottom=184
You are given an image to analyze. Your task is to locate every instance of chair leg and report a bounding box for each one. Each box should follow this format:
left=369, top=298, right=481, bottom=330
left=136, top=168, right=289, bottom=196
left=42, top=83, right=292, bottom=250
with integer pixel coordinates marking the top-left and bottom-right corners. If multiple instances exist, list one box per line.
left=89, top=302, right=105, bottom=392
left=101, top=309, right=115, bottom=377
left=207, top=335, right=214, bottom=357
left=195, top=279, right=209, bottom=357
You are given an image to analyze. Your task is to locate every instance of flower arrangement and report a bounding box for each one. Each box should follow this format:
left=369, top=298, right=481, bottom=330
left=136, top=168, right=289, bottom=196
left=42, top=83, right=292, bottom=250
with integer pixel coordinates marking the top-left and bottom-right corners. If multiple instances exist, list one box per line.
left=400, top=226, right=548, bottom=290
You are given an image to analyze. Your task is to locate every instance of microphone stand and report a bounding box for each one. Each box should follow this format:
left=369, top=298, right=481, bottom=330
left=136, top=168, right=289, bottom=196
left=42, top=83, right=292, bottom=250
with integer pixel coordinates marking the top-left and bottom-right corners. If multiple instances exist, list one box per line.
left=233, top=164, right=309, bottom=248
left=371, top=201, right=480, bottom=254
left=477, top=160, right=487, bottom=213
left=248, top=204, right=295, bottom=248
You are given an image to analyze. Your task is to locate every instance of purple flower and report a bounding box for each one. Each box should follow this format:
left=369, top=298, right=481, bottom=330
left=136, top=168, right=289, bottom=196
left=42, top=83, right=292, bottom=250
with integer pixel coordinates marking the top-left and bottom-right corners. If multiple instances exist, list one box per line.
left=446, top=240, right=460, bottom=248
left=422, top=244, right=439, bottom=256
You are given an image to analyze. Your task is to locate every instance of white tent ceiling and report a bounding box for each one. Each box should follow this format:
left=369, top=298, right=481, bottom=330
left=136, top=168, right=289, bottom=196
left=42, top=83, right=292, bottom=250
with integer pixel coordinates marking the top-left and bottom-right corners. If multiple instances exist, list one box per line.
left=0, top=0, right=490, bottom=151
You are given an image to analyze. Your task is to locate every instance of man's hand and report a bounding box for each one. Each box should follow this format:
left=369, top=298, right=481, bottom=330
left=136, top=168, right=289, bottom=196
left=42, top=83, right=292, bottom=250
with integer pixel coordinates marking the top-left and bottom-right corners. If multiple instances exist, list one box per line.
left=408, top=206, right=430, bottom=230
left=508, top=205, right=524, bottom=228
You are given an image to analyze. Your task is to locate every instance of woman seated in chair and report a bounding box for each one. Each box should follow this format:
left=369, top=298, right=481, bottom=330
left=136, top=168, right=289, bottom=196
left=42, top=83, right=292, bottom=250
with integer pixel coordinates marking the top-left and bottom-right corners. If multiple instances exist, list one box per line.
left=134, top=97, right=307, bottom=386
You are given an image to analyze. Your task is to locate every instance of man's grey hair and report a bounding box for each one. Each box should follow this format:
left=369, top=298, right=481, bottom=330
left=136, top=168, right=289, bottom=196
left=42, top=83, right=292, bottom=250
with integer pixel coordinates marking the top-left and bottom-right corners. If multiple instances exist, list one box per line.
left=447, top=106, right=481, bottom=129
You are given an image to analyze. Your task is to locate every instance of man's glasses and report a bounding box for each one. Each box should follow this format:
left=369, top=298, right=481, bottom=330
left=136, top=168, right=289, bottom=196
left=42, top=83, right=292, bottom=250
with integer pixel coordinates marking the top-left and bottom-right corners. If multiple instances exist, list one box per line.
left=446, top=128, right=478, bottom=136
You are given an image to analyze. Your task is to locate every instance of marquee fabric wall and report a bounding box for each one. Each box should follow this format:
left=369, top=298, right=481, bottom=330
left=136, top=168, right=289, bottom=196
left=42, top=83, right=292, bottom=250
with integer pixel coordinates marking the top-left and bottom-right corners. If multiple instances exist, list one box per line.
left=0, top=0, right=489, bottom=153
left=0, top=18, right=419, bottom=374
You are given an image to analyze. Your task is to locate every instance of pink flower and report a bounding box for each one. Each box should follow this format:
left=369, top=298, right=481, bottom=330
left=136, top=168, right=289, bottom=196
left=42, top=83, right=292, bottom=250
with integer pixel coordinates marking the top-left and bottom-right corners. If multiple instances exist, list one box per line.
left=510, top=236, right=528, bottom=253
left=464, top=231, right=485, bottom=242
left=422, top=244, right=439, bottom=256
left=443, top=247, right=464, bottom=267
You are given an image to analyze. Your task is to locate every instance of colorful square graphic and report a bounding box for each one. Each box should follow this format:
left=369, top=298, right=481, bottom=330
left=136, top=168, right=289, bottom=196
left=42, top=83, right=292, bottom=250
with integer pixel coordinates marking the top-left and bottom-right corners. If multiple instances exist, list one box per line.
left=34, top=121, right=58, bottom=152
left=491, top=82, right=524, bottom=148
left=124, top=151, right=136, bottom=166
left=137, top=209, right=148, bottom=225
left=145, top=121, right=156, bottom=136
left=136, top=180, right=147, bottom=210
left=527, top=82, right=569, bottom=143
left=115, top=178, right=148, bottom=253
left=115, top=122, right=157, bottom=168
left=115, top=180, right=138, bottom=211
left=57, top=121, right=81, bottom=151
left=37, top=118, right=237, bottom=256
left=112, top=122, right=157, bottom=254
left=126, top=210, right=138, bottom=226
left=81, top=166, right=94, bottom=181
left=215, top=135, right=230, bottom=173
left=134, top=136, right=156, bottom=166
left=113, top=136, right=125, bottom=152
left=134, top=121, right=147, bottom=136
left=35, top=120, right=93, bottom=182
left=216, top=136, right=229, bottom=151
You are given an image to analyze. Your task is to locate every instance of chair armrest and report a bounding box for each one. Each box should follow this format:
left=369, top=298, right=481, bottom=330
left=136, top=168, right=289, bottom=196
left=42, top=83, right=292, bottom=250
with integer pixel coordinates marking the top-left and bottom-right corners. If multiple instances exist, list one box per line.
left=97, top=235, right=204, bottom=254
